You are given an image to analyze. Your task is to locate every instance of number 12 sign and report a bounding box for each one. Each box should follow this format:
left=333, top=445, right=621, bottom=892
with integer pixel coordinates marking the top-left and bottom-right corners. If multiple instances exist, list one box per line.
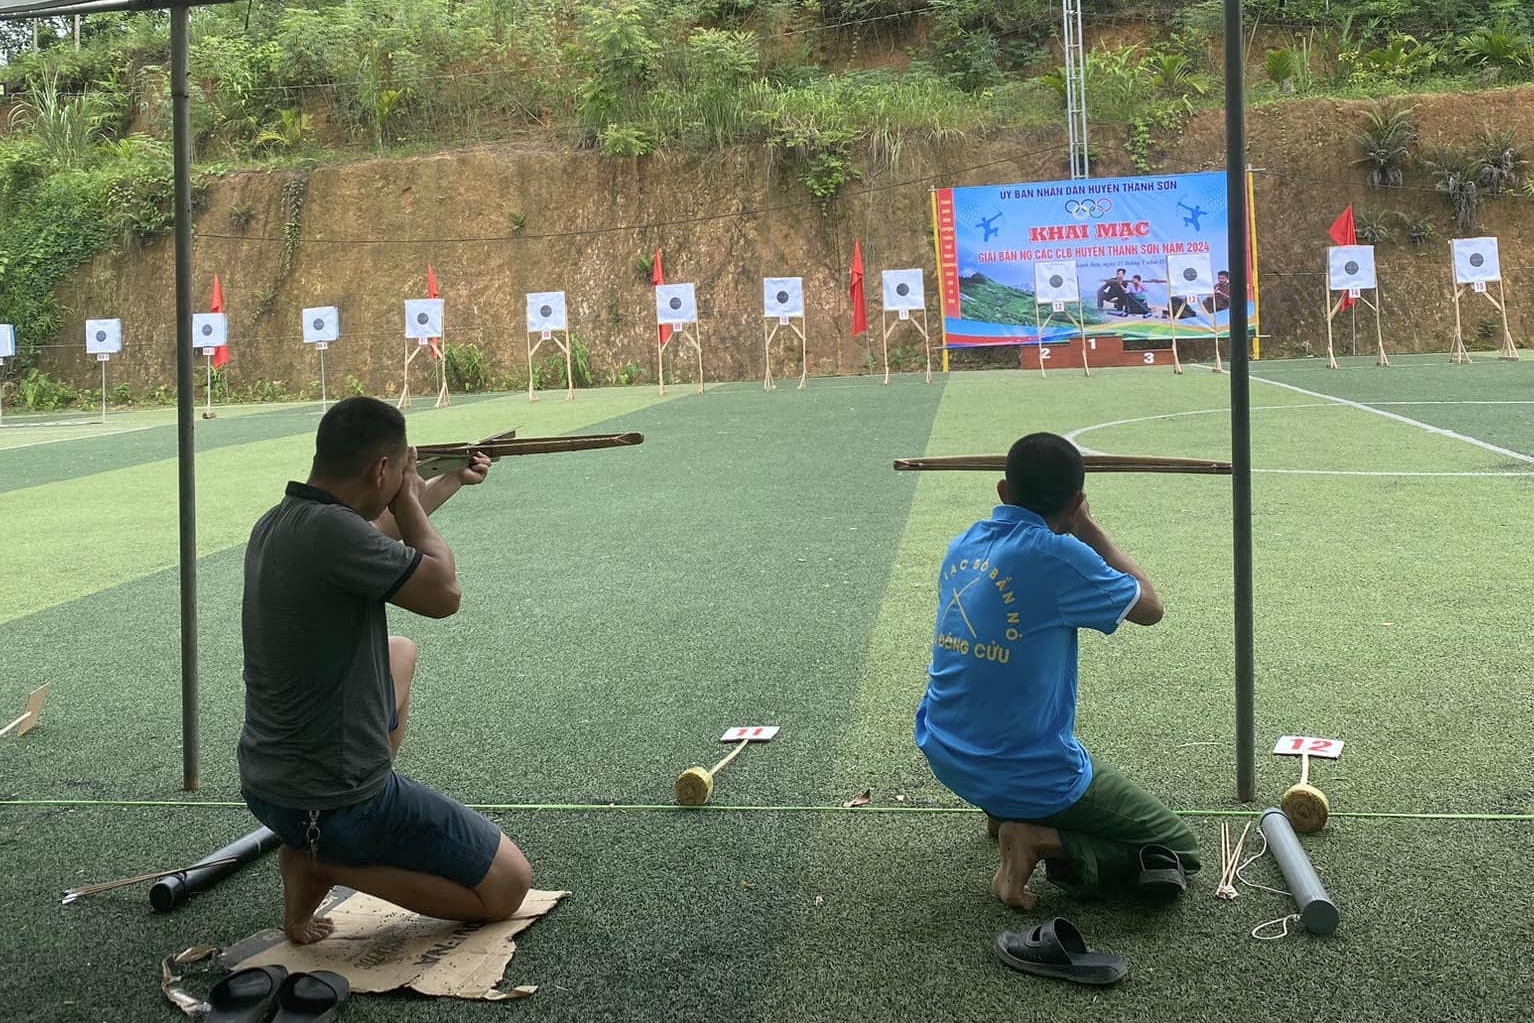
left=1273, top=735, right=1344, bottom=760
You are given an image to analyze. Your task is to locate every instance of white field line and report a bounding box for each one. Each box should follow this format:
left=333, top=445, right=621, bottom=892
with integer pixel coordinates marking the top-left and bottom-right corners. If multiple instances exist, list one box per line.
left=1065, top=397, right=1534, bottom=478
left=1252, top=377, right=1534, bottom=467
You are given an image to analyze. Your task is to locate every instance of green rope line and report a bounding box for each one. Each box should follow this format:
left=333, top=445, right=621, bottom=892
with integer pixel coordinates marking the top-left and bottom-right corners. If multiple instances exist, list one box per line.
left=1, top=798, right=1530, bottom=821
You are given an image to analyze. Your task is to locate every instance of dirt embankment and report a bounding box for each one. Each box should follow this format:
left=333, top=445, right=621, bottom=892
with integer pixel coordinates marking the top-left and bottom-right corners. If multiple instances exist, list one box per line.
left=41, top=85, right=1534, bottom=395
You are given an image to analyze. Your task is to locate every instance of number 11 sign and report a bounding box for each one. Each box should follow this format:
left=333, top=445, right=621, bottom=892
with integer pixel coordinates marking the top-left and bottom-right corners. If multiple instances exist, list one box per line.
left=1273, top=735, right=1344, bottom=760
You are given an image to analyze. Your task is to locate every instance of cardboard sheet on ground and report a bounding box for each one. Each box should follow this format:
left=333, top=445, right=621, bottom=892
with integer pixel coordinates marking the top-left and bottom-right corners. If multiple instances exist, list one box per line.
left=222, top=887, right=568, bottom=1001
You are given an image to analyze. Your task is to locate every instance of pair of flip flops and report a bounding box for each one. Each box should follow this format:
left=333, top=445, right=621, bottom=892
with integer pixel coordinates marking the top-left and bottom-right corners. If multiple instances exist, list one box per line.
left=993, top=917, right=1126, bottom=986
left=207, top=965, right=349, bottom=1023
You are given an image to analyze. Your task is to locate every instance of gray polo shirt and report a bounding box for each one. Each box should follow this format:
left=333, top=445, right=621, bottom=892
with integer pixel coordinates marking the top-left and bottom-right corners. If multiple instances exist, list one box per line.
left=238, top=481, right=422, bottom=810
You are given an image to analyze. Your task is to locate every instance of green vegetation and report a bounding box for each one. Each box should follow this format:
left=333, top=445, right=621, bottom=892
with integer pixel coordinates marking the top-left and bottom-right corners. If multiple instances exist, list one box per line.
left=0, top=0, right=1532, bottom=390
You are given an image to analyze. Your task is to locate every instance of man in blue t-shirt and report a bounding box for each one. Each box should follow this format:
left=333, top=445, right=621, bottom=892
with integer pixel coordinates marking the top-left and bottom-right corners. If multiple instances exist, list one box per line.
left=915, top=432, right=1199, bottom=909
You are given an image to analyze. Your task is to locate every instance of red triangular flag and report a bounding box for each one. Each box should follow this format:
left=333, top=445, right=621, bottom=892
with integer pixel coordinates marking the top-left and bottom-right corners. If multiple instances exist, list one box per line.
left=849, top=240, right=868, bottom=339
left=425, top=263, right=443, bottom=360
left=1327, top=207, right=1357, bottom=311
left=210, top=274, right=229, bottom=367
left=1327, top=205, right=1356, bottom=247
left=652, top=248, right=672, bottom=347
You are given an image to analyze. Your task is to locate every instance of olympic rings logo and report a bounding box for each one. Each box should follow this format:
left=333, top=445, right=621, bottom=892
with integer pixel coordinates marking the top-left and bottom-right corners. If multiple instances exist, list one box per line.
left=1065, top=198, right=1113, bottom=219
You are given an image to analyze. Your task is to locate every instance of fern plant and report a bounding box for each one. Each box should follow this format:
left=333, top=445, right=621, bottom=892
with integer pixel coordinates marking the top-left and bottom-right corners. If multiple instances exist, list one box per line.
left=1353, top=103, right=1415, bottom=188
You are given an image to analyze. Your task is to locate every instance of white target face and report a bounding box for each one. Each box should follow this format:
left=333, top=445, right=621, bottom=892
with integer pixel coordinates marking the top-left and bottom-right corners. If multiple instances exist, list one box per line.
left=0, top=324, right=14, bottom=359
left=404, top=298, right=444, bottom=339
left=85, top=318, right=123, bottom=355
left=762, top=277, right=805, bottom=318
left=1452, top=237, right=1501, bottom=285
left=192, top=313, right=228, bottom=348
left=1327, top=245, right=1377, bottom=291
left=655, top=283, right=698, bottom=325
left=1033, top=260, right=1080, bottom=304
left=526, top=291, right=568, bottom=332
left=302, top=306, right=340, bottom=344
left=1166, top=253, right=1215, bottom=297
left=881, top=269, right=925, bottom=311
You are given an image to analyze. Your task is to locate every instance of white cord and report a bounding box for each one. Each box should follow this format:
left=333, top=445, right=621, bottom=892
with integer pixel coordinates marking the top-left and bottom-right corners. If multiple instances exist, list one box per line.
left=1252, top=914, right=1302, bottom=941
left=1234, top=830, right=1289, bottom=898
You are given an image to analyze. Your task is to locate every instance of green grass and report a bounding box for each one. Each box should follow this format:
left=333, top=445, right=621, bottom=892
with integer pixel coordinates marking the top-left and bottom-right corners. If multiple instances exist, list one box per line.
left=1, top=363, right=1531, bottom=1022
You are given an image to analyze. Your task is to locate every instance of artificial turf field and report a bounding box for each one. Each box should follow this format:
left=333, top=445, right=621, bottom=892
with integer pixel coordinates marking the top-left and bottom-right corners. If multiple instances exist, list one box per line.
left=2, top=353, right=1532, bottom=1022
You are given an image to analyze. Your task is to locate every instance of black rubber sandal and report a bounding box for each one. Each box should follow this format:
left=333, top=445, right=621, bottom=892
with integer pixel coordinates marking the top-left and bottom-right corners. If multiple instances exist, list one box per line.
left=1136, top=844, right=1188, bottom=898
left=269, top=970, right=350, bottom=1023
left=993, top=917, right=1127, bottom=986
left=206, top=965, right=287, bottom=1023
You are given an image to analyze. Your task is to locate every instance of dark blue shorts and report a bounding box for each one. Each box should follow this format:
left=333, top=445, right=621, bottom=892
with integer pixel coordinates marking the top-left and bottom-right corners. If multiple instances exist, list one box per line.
left=243, top=772, right=502, bottom=890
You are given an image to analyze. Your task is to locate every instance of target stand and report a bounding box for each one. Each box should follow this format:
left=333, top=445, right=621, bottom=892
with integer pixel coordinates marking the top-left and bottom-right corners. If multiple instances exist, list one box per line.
left=879, top=269, right=931, bottom=385
left=1324, top=245, right=1388, bottom=369
left=656, top=283, right=704, bottom=397
left=526, top=291, right=574, bottom=402
left=85, top=318, right=123, bottom=424
left=1448, top=237, right=1516, bottom=363
left=0, top=325, right=14, bottom=426
left=1166, top=253, right=1222, bottom=375
left=194, top=313, right=227, bottom=420
left=302, top=306, right=339, bottom=411
left=399, top=298, right=446, bottom=410
left=1029, top=260, right=1090, bottom=379
left=762, top=277, right=807, bottom=391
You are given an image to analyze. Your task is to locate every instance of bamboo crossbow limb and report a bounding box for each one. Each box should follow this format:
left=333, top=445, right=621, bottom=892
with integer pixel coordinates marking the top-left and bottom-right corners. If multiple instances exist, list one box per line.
left=415, top=431, right=645, bottom=479
left=893, top=454, right=1232, bottom=475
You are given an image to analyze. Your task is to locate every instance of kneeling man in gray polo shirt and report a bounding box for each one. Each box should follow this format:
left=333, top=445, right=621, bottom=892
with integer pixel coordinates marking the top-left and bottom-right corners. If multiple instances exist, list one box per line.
left=240, top=396, right=531, bottom=944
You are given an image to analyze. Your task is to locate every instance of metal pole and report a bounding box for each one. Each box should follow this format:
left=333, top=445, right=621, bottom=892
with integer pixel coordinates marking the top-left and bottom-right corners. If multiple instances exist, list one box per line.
left=1224, top=0, right=1255, bottom=803
left=172, top=4, right=200, bottom=792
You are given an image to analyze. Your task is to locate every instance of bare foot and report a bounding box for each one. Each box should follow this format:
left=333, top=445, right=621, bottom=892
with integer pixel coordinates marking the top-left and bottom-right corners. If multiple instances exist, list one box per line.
left=279, top=845, right=336, bottom=945
left=992, top=822, right=1054, bottom=910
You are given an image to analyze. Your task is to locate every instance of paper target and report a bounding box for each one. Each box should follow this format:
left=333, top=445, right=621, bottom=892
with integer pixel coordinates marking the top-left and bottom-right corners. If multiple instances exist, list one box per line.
left=1327, top=245, right=1377, bottom=291
left=302, top=306, right=340, bottom=344
left=881, top=269, right=925, bottom=311
left=192, top=313, right=228, bottom=349
left=762, top=277, right=805, bottom=319
left=85, top=318, right=123, bottom=355
left=404, top=299, right=444, bottom=339
left=1166, top=253, right=1215, bottom=297
left=1451, top=237, right=1501, bottom=285
left=655, top=283, right=698, bottom=326
left=526, top=291, right=568, bottom=333
left=0, top=324, right=14, bottom=360
left=1033, top=260, right=1080, bottom=304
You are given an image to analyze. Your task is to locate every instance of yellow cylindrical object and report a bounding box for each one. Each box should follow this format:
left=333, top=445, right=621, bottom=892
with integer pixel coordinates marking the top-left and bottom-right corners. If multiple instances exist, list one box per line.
left=1281, top=783, right=1330, bottom=833
left=674, top=766, right=715, bottom=806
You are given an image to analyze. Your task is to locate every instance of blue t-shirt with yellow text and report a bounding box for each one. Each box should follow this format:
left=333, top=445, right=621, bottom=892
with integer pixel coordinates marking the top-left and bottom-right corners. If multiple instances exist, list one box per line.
left=914, top=504, right=1140, bottom=819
